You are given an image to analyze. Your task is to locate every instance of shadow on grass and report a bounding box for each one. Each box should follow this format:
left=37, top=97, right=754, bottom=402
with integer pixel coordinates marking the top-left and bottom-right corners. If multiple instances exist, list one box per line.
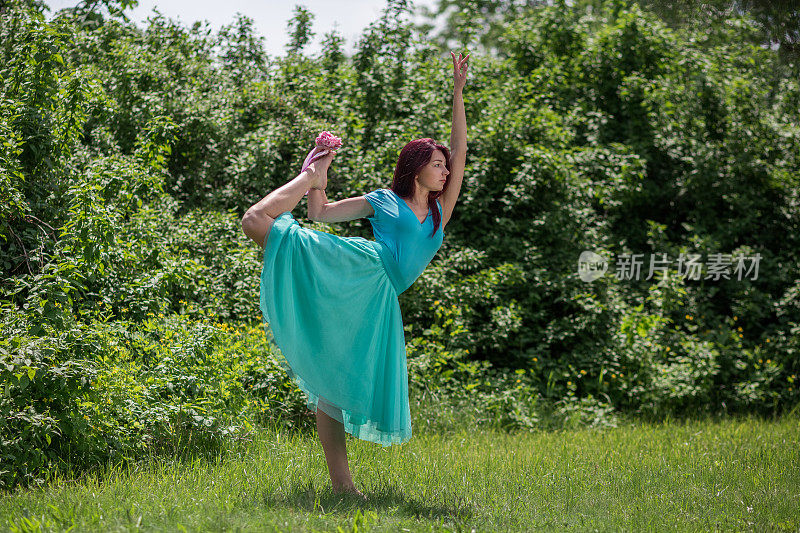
left=264, top=480, right=476, bottom=521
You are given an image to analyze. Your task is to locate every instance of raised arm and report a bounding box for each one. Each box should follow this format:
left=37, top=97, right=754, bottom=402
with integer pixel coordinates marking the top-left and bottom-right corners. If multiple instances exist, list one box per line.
left=440, top=51, right=469, bottom=228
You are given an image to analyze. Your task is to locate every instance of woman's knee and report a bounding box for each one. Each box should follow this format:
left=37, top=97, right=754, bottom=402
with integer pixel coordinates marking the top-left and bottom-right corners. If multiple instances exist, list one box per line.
left=241, top=210, right=274, bottom=249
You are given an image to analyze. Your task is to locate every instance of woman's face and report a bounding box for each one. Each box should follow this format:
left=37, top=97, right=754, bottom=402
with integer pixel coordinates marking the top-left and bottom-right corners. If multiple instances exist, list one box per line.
left=414, top=149, right=449, bottom=192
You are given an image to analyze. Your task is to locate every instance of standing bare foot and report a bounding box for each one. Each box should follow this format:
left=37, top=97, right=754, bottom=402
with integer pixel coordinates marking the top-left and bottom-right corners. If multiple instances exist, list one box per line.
left=333, top=483, right=368, bottom=502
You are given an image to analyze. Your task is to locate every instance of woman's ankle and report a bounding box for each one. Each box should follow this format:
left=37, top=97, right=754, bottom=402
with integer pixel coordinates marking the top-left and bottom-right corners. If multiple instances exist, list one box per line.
left=306, top=169, right=326, bottom=190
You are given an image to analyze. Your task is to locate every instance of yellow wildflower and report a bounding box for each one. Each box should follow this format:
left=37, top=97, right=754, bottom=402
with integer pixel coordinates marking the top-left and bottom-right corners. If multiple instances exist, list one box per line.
left=567, top=381, right=572, bottom=386
left=580, top=369, right=587, bottom=375
left=685, top=314, right=692, bottom=320
left=733, top=316, right=738, bottom=321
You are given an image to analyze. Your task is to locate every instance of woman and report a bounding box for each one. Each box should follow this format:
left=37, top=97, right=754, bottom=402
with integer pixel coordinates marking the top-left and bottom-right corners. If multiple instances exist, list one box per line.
left=241, top=51, right=469, bottom=500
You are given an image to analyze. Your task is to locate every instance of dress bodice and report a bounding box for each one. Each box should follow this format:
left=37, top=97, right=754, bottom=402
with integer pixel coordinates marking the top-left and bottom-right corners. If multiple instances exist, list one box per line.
left=364, top=188, right=444, bottom=292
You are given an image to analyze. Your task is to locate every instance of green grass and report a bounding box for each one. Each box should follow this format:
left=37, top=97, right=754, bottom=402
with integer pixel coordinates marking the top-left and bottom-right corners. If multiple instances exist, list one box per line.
left=2, top=413, right=798, bottom=532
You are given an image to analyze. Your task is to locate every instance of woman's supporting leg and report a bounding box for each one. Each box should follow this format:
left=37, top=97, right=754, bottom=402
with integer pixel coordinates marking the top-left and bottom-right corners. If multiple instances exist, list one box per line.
left=241, top=170, right=314, bottom=249
left=316, top=407, right=366, bottom=500
left=316, top=407, right=355, bottom=489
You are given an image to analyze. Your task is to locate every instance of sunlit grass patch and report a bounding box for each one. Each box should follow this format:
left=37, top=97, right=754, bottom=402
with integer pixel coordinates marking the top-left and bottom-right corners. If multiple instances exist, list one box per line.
left=1, top=413, right=797, bottom=531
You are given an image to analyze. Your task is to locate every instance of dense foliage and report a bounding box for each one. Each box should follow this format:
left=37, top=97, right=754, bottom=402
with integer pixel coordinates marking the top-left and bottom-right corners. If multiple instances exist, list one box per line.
left=1, top=0, right=798, bottom=490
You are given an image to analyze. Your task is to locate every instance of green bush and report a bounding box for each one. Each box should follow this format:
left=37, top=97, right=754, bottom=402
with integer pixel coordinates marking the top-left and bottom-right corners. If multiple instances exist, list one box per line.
left=0, top=309, right=311, bottom=490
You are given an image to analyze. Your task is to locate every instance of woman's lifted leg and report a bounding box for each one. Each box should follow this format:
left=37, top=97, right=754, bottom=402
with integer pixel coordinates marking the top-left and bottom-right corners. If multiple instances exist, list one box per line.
left=241, top=150, right=335, bottom=249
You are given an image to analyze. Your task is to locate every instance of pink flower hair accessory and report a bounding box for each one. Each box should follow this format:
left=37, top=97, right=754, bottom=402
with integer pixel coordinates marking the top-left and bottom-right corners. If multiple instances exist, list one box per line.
left=302, top=131, right=343, bottom=195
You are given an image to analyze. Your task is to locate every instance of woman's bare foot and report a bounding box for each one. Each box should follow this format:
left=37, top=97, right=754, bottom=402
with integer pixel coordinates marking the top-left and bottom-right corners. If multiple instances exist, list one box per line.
left=308, top=168, right=327, bottom=191
left=333, top=483, right=367, bottom=501
left=306, top=149, right=336, bottom=190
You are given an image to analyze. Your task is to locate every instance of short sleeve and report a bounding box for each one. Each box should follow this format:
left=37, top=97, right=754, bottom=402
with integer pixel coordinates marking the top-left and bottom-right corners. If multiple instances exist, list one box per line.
left=363, top=189, right=386, bottom=221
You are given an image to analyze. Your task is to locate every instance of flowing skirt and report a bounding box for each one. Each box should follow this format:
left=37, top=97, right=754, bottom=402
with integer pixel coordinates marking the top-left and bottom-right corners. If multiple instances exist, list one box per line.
left=259, top=211, right=411, bottom=446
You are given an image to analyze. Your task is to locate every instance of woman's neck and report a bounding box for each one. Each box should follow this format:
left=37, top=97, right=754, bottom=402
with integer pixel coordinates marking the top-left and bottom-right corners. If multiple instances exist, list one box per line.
left=409, top=187, right=430, bottom=209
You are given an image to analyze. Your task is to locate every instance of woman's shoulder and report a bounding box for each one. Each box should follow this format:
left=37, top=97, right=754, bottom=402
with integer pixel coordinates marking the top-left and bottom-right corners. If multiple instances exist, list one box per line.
left=365, top=188, right=398, bottom=202
left=364, top=188, right=391, bottom=220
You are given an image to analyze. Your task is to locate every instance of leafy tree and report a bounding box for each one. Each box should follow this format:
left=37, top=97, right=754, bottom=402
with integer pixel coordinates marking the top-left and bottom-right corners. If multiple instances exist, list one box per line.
left=413, top=0, right=550, bottom=56
left=285, top=4, right=316, bottom=56
left=216, top=13, right=270, bottom=84
left=628, top=0, right=799, bottom=65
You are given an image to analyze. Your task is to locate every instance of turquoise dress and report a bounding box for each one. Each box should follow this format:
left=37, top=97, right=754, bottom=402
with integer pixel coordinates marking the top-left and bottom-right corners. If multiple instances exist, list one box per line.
left=259, top=188, right=444, bottom=446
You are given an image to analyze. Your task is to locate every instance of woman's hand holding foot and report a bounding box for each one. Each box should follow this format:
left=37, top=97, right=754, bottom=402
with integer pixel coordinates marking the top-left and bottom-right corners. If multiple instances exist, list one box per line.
left=306, top=149, right=337, bottom=190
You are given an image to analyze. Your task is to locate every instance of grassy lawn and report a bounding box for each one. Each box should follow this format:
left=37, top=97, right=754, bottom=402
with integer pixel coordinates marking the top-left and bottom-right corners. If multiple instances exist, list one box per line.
left=2, top=413, right=798, bottom=532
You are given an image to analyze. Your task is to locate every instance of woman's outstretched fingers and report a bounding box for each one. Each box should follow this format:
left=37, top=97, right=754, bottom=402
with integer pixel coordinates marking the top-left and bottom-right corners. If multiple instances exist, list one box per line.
left=451, top=51, right=470, bottom=71
left=452, top=50, right=469, bottom=90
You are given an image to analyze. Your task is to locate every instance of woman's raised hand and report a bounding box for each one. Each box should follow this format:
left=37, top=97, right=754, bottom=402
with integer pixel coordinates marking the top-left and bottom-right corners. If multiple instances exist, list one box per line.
left=451, top=51, right=469, bottom=92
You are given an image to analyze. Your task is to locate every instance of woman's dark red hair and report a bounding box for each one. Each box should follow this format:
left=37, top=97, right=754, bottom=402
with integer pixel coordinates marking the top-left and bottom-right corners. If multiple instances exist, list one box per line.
left=391, top=138, right=450, bottom=237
